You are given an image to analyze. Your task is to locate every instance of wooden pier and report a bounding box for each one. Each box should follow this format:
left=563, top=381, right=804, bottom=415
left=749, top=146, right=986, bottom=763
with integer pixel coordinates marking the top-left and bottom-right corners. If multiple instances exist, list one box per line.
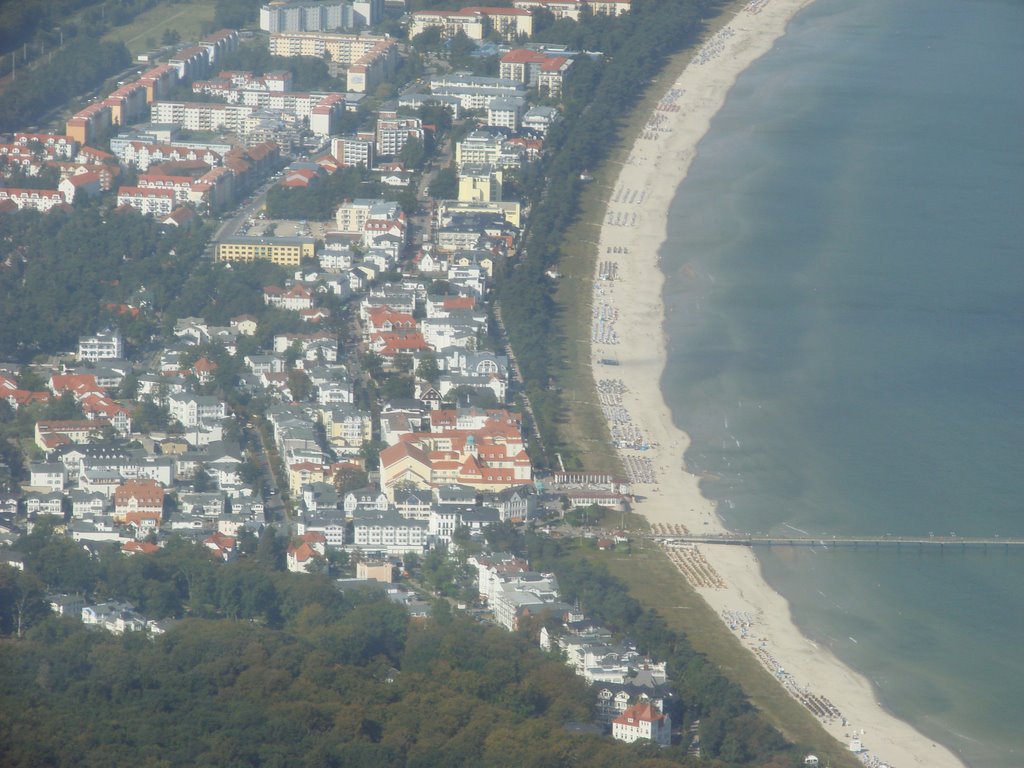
left=656, top=534, right=1024, bottom=552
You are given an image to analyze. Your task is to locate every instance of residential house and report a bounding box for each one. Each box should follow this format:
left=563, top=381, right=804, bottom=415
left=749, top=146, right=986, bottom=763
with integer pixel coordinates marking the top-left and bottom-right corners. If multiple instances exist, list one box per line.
left=611, top=703, right=671, bottom=747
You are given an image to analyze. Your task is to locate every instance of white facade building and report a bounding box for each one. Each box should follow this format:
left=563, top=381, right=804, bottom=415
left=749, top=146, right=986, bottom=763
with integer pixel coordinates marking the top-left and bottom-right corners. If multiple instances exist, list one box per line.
left=78, top=329, right=123, bottom=362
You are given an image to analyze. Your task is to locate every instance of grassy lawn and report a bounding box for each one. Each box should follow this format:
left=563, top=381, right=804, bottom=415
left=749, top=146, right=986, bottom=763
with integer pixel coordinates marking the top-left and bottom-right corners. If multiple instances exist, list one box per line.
left=102, top=0, right=217, bottom=56
left=577, top=545, right=863, bottom=768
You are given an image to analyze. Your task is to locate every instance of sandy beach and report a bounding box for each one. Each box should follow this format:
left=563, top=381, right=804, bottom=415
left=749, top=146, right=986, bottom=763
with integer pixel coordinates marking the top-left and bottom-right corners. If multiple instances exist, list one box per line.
left=589, top=1, right=968, bottom=766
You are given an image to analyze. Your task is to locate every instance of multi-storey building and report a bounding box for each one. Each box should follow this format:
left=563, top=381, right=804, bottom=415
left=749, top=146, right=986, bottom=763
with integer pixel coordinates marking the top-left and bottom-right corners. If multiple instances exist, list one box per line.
left=137, top=64, right=179, bottom=103
left=511, top=0, right=582, bottom=20
left=458, top=163, right=503, bottom=203
left=410, top=6, right=532, bottom=42
left=588, top=0, right=631, bottom=15
left=0, top=188, right=65, bottom=212
left=116, top=186, right=176, bottom=217
left=335, top=198, right=401, bottom=233
left=375, top=109, right=423, bottom=157
left=467, top=6, right=533, bottom=40
left=199, top=29, right=241, bottom=65
left=513, top=0, right=629, bottom=14
left=321, top=404, right=373, bottom=455
left=611, top=703, right=671, bottom=746
left=454, top=128, right=506, bottom=170
left=331, top=135, right=375, bottom=167
left=13, top=132, right=78, bottom=159
left=486, top=96, right=526, bottom=131
left=429, top=74, right=525, bottom=111
left=137, top=173, right=196, bottom=204
left=150, top=101, right=257, bottom=133
left=102, top=82, right=149, bottom=126
left=351, top=511, right=428, bottom=555
left=268, top=32, right=397, bottom=91
left=499, top=48, right=573, bottom=97
left=65, top=102, right=112, bottom=145
left=260, top=0, right=382, bottom=32
left=167, top=393, right=228, bottom=429
left=410, top=9, right=486, bottom=40
left=168, top=46, right=212, bottom=80
left=77, top=329, right=123, bottom=362
left=113, top=140, right=225, bottom=171
left=216, top=236, right=316, bottom=266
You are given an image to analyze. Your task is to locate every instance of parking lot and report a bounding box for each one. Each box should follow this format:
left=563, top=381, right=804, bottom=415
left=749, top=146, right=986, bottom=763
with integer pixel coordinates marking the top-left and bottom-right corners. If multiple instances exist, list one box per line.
left=238, top=219, right=331, bottom=239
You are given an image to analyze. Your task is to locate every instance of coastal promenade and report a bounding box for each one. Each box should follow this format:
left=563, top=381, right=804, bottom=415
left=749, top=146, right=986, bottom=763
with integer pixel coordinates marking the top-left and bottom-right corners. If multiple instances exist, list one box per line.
left=654, top=533, right=1024, bottom=551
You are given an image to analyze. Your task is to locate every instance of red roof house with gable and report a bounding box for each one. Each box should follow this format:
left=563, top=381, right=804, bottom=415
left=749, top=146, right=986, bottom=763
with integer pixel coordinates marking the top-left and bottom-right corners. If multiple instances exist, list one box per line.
left=611, top=702, right=671, bottom=746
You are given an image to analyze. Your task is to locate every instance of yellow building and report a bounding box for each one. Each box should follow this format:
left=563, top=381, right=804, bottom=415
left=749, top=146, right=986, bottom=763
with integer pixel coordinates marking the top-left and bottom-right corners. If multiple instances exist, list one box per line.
left=216, top=236, right=315, bottom=266
left=287, top=461, right=326, bottom=496
left=458, top=163, right=503, bottom=203
left=437, top=199, right=521, bottom=229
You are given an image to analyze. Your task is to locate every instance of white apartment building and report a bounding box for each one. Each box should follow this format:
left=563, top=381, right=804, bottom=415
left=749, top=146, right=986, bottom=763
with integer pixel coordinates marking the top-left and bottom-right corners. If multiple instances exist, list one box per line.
left=410, top=7, right=532, bottom=42
left=410, top=9, right=486, bottom=41
left=375, top=110, right=423, bottom=157
left=260, top=0, right=382, bottom=32
left=0, top=188, right=65, bottom=212
left=487, top=96, right=526, bottom=131
left=351, top=512, right=428, bottom=555
left=454, top=128, right=508, bottom=170
left=268, top=32, right=397, bottom=92
left=511, top=0, right=583, bottom=21
left=331, top=135, right=374, bottom=168
left=116, top=187, right=176, bottom=217
left=150, top=102, right=257, bottom=133
left=335, top=198, right=400, bottom=233
left=78, top=329, right=123, bottom=362
left=167, top=393, right=228, bottom=429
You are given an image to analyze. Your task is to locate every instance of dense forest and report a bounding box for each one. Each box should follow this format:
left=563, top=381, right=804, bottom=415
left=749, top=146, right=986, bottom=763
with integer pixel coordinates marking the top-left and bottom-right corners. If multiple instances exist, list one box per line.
left=0, top=0, right=112, bottom=57
left=496, top=0, right=726, bottom=462
left=267, top=166, right=379, bottom=220
left=0, top=527, right=698, bottom=768
left=0, top=204, right=322, bottom=362
left=0, top=37, right=131, bottom=132
left=0, top=207, right=212, bottom=360
left=0, top=524, right=809, bottom=767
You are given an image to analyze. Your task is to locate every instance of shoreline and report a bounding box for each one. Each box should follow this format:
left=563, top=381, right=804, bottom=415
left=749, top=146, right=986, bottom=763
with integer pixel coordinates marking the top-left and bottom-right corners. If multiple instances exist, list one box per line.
left=587, top=1, right=967, bottom=767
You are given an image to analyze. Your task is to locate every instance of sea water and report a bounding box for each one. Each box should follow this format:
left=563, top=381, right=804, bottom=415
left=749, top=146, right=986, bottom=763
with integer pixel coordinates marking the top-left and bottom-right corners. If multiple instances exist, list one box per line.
left=659, top=0, right=1024, bottom=765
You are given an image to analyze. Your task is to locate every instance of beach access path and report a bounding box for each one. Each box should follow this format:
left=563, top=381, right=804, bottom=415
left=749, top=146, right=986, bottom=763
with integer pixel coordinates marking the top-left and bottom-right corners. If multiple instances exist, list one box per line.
left=587, top=1, right=968, bottom=766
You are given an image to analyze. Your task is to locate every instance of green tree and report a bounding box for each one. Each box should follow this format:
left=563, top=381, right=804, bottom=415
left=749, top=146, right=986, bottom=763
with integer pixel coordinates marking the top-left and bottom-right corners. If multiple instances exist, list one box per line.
left=255, top=527, right=286, bottom=571
left=192, top=467, right=212, bottom=493
left=0, top=566, right=47, bottom=638
left=334, top=466, right=369, bottom=496
left=287, top=369, right=313, bottom=402
left=416, top=351, right=440, bottom=384
left=398, top=137, right=426, bottom=169
left=428, top=167, right=458, bottom=200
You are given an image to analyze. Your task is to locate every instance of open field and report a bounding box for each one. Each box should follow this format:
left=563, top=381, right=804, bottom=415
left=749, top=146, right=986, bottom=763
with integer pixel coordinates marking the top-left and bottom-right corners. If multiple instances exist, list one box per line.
left=102, top=0, right=217, bottom=56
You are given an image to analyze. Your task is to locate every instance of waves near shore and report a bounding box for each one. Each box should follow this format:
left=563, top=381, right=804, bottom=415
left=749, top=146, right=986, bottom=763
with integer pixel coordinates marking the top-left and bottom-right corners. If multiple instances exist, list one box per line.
left=584, top=0, right=1021, bottom=765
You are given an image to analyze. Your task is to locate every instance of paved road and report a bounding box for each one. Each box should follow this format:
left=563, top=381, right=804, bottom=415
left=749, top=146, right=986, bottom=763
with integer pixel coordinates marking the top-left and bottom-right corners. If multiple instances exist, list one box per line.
left=210, top=177, right=280, bottom=250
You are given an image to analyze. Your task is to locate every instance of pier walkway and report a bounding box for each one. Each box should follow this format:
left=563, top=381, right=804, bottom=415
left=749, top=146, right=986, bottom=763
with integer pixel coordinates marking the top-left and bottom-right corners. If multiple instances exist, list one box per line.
left=655, top=534, right=1024, bottom=552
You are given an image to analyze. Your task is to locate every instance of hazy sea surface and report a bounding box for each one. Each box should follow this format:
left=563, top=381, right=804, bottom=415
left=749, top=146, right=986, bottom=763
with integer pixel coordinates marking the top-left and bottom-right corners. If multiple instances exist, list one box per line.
left=659, top=0, right=1024, bottom=765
